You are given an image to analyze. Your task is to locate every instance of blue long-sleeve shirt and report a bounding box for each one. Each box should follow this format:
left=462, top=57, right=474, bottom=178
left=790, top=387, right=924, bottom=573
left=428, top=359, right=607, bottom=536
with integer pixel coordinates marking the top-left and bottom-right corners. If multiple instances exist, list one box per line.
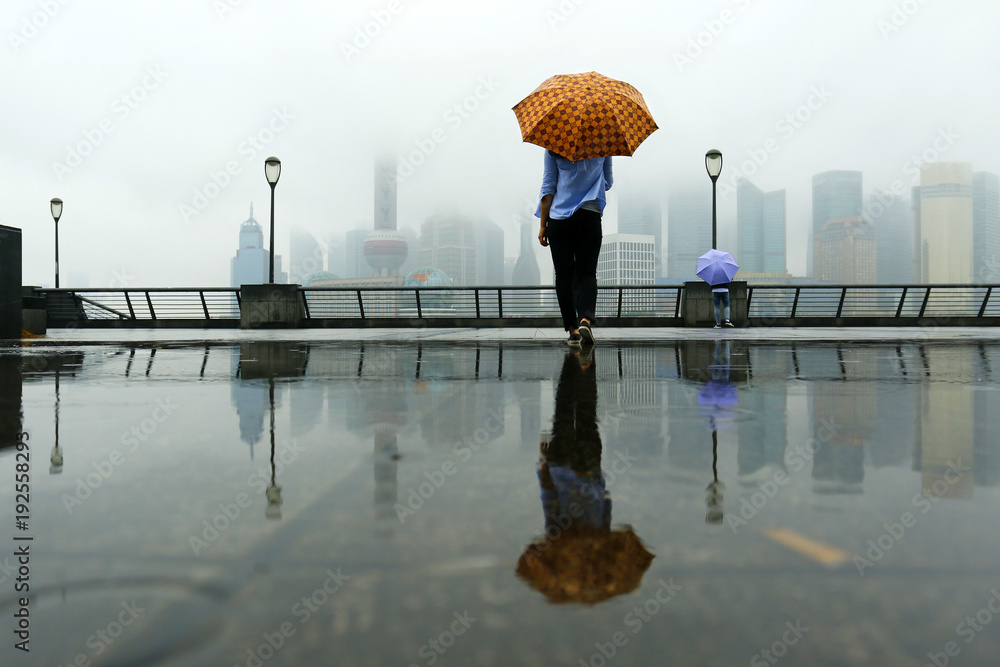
left=535, top=151, right=613, bottom=220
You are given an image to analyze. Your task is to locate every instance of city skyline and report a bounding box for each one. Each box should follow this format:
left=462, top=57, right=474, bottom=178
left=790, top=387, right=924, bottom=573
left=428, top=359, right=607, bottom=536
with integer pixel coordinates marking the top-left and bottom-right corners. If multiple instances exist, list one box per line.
left=6, top=2, right=999, bottom=288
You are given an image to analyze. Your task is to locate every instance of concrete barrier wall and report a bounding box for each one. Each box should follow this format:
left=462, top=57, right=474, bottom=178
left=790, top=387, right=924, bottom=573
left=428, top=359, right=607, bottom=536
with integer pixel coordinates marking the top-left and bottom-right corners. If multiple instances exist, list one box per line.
left=0, top=225, right=22, bottom=340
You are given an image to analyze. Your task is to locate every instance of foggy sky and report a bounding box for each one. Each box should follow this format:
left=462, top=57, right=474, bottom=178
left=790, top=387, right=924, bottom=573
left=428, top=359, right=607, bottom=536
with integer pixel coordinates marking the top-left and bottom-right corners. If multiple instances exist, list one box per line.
left=2, top=0, right=999, bottom=287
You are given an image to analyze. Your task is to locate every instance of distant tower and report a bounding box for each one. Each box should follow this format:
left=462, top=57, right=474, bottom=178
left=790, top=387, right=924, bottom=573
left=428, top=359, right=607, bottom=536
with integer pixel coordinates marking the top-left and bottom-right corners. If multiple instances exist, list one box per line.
left=232, top=204, right=268, bottom=286
left=812, top=171, right=862, bottom=277
left=511, top=219, right=541, bottom=286
left=666, top=188, right=711, bottom=280
left=364, top=157, right=408, bottom=277
left=737, top=179, right=786, bottom=274
left=619, top=193, right=663, bottom=276
left=914, top=162, right=973, bottom=282
left=973, top=171, right=1000, bottom=282
left=231, top=204, right=286, bottom=287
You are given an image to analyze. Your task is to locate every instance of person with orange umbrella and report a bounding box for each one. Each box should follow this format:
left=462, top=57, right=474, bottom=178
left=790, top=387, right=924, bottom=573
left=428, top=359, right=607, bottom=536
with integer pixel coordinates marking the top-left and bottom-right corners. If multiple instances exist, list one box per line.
left=513, top=71, right=658, bottom=347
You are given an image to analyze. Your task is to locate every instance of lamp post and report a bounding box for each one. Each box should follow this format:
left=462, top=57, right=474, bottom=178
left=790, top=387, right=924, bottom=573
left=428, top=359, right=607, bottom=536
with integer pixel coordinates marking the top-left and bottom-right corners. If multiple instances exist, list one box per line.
left=705, top=150, right=722, bottom=250
left=264, top=157, right=281, bottom=283
left=50, top=198, right=63, bottom=288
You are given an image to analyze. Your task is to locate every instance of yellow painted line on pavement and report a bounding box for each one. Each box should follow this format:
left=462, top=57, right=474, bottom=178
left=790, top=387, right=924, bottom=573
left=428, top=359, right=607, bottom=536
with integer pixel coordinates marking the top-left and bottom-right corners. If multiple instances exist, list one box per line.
left=763, top=528, right=851, bottom=567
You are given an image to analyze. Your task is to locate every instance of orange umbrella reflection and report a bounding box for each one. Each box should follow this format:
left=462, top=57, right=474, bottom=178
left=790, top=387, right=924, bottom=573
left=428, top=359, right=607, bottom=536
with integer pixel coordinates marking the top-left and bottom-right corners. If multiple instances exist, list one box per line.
left=517, top=350, right=654, bottom=604
left=517, top=525, right=653, bottom=605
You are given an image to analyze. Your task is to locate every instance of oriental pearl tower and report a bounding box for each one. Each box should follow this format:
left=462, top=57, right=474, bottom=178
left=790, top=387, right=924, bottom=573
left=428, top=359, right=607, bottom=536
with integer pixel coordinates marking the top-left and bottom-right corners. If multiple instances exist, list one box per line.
left=363, top=158, right=408, bottom=277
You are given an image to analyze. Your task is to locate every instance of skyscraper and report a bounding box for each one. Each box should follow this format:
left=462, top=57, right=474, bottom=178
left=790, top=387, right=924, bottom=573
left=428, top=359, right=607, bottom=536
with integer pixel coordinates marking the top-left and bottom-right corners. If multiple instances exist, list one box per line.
left=476, top=219, right=505, bottom=285
left=511, top=219, right=541, bottom=286
left=288, top=227, right=325, bottom=285
left=815, top=217, right=876, bottom=283
left=364, top=157, right=408, bottom=277
left=618, top=193, right=662, bottom=276
left=597, top=233, right=655, bottom=285
left=666, top=188, right=711, bottom=280
left=418, top=214, right=478, bottom=285
left=973, top=171, right=1000, bottom=282
left=812, top=171, right=862, bottom=277
left=737, top=179, right=786, bottom=274
left=231, top=204, right=285, bottom=287
left=914, top=162, right=973, bottom=283
left=870, top=193, right=913, bottom=284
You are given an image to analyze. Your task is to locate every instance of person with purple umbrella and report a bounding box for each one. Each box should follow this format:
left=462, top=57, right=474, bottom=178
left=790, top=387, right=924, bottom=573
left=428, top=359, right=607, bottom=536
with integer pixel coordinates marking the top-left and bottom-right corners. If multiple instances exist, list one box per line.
left=696, top=248, right=739, bottom=328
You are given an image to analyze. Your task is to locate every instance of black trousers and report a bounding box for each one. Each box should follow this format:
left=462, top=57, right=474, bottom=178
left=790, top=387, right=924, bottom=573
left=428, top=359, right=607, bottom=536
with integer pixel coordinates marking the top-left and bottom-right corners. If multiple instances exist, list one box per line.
left=547, top=208, right=602, bottom=331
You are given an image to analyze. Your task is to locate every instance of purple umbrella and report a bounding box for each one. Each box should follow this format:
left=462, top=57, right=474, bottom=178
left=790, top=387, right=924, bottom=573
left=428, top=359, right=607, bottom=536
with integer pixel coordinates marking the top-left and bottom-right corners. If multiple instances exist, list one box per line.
left=696, top=249, right=739, bottom=285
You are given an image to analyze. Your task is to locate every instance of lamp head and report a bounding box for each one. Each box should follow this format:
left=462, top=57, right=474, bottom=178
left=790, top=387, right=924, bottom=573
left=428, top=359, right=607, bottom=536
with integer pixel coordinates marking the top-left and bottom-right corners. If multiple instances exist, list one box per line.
left=264, top=157, right=281, bottom=186
left=705, top=149, right=723, bottom=181
left=50, top=198, right=63, bottom=222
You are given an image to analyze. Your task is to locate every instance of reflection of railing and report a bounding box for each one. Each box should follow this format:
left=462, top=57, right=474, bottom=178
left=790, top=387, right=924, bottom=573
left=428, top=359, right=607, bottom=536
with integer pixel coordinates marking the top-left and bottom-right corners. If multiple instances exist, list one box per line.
left=746, top=284, right=1000, bottom=321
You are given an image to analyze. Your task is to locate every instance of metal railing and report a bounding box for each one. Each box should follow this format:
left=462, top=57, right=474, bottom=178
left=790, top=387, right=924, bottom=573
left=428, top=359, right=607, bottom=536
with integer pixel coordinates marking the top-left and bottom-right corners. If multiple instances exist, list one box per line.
left=746, top=284, right=1000, bottom=320
left=34, top=283, right=1000, bottom=327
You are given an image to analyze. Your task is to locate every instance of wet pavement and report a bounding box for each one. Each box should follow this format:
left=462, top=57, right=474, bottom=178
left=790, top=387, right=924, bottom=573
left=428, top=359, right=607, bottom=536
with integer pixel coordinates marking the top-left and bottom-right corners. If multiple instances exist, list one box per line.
left=2, top=332, right=1000, bottom=666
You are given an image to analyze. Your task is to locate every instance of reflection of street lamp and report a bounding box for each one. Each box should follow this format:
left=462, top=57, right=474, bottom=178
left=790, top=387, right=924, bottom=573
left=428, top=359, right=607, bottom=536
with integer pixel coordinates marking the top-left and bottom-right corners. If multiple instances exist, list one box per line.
left=705, top=150, right=722, bottom=250
left=50, top=198, right=63, bottom=288
left=265, top=377, right=282, bottom=519
left=705, top=430, right=724, bottom=525
left=264, top=157, right=281, bottom=283
left=50, top=369, right=63, bottom=474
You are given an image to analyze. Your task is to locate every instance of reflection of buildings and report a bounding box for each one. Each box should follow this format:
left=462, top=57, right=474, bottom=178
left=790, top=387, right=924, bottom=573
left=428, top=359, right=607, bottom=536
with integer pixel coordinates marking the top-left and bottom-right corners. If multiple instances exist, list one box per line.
left=915, top=346, right=975, bottom=498
left=809, top=346, right=877, bottom=493
left=737, top=346, right=789, bottom=481
left=231, top=343, right=308, bottom=459
left=599, top=347, right=665, bottom=460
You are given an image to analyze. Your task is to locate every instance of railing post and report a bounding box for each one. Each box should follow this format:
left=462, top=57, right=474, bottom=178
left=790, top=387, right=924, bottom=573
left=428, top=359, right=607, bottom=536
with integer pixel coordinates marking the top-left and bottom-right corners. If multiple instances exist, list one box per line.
left=300, top=290, right=311, bottom=319
left=356, top=289, right=365, bottom=319
left=415, top=289, right=422, bottom=318
left=124, top=291, right=136, bottom=320
left=200, top=291, right=210, bottom=319
left=979, top=287, right=992, bottom=318
left=497, top=288, right=503, bottom=318
left=474, top=288, right=480, bottom=318
left=617, top=287, right=623, bottom=318
left=674, top=286, right=681, bottom=318
left=836, top=287, right=847, bottom=318
left=919, top=287, right=931, bottom=318
left=790, top=287, right=801, bottom=317
left=145, top=291, right=156, bottom=320
left=746, top=286, right=754, bottom=313
left=895, top=287, right=908, bottom=318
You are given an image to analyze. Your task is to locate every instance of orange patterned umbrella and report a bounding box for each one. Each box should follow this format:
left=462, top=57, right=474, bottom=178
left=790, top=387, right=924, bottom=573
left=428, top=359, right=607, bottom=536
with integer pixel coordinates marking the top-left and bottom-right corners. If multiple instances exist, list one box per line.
left=512, top=71, right=658, bottom=161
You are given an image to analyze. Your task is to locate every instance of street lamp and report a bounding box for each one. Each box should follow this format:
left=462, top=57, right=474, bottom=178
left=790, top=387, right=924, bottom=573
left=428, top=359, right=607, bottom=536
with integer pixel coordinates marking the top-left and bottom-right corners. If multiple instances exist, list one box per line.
left=705, top=150, right=723, bottom=250
left=50, top=198, right=63, bottom=288
left=264, top=157, right=281, bottom=283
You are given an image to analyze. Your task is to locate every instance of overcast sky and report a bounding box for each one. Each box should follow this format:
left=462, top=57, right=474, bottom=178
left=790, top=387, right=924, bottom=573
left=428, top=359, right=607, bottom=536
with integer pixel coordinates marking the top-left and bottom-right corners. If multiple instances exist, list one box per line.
left=3, top=0, right=998, bottom=287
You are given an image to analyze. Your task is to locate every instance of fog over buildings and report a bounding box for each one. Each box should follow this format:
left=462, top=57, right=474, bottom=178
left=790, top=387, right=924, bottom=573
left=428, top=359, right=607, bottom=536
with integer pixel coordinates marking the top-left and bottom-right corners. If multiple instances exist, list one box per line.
left=3, top=1, right=1000, bottom=287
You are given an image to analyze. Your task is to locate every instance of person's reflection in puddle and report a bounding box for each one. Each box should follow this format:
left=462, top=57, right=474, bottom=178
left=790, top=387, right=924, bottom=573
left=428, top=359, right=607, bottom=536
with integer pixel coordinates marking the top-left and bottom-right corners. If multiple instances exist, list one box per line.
left=517, top=349, right=653, bottom=605
left=698, top=341, right=737, bottom=525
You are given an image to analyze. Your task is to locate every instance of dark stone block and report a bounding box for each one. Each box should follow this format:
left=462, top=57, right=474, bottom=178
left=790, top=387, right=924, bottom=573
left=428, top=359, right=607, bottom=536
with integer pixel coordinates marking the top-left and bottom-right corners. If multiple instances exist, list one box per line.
left=0, top=225, right=22, bottom=340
